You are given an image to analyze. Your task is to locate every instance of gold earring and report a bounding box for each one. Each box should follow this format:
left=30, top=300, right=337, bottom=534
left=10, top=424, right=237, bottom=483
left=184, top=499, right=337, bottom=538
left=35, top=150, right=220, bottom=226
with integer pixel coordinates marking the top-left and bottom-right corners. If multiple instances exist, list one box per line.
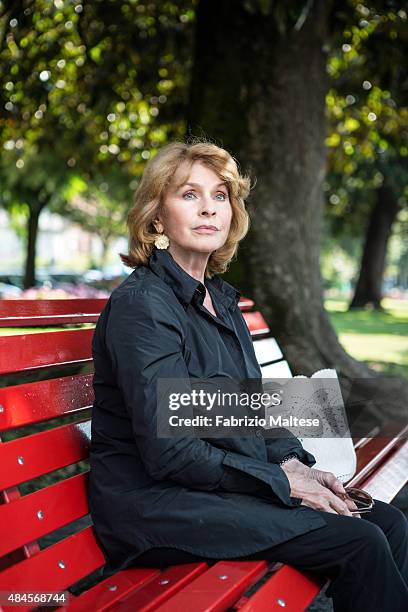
left=154, top=231, right=170, bottom=249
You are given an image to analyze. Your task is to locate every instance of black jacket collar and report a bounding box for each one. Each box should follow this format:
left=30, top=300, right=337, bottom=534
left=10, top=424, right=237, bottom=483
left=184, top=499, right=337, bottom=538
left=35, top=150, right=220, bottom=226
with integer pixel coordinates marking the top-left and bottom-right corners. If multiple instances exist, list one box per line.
left=148, top=246, right=241, bottom=310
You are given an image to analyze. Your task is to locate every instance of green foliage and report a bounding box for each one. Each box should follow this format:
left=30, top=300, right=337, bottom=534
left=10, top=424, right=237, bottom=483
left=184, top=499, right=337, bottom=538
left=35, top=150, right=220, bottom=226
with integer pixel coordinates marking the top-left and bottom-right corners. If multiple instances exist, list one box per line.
left=325, top=2, right=407, bottom=237
left=320, top=2, right=408, bottom=291
left=59, top=167, right=131, bottom=245
left=0, top=0, right=195, bottom=169
left=1, top=0, right=406, bottom=290
left=0, top=0, right=196, bottom=276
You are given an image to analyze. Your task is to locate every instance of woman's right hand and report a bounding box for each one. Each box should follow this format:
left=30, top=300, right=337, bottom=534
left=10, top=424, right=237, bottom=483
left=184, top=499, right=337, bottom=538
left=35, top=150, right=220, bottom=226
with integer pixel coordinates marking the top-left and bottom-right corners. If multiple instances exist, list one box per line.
left=281, top=461, right=359, bottom=517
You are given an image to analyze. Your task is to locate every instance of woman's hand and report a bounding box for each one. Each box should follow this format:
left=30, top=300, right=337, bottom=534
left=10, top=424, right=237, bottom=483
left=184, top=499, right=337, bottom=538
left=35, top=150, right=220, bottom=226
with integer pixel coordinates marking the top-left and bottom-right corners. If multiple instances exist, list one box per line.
left=281, top=459, right=361, bottom=517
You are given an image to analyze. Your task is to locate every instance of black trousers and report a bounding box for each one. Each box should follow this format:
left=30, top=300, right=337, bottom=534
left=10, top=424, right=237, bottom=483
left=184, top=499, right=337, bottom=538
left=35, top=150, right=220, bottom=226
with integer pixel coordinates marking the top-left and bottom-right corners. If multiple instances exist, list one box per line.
left=134, top=499, right=408, bottom=612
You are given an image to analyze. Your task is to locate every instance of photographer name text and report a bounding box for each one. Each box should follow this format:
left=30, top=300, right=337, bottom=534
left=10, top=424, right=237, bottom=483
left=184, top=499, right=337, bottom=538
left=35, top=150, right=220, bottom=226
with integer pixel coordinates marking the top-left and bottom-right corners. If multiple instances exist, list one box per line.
left=168, top=415, right=320, bottom=428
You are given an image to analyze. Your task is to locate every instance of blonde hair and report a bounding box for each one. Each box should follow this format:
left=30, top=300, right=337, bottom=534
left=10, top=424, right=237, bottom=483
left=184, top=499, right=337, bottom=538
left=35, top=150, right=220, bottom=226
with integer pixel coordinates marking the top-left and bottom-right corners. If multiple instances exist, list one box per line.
left=119, top=138, right=252, bottom=278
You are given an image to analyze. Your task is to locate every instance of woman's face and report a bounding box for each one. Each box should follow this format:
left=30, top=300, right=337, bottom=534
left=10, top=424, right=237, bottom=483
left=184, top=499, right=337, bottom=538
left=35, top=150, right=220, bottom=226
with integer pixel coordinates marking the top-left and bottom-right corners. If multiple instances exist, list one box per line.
left=156, top=161, right=233, bottom=256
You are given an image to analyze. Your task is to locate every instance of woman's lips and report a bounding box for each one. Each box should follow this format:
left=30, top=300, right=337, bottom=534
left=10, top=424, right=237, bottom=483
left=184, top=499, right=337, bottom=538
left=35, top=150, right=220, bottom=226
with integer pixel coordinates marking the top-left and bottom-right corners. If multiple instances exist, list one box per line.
left=192, top=227, right=219, bottom=234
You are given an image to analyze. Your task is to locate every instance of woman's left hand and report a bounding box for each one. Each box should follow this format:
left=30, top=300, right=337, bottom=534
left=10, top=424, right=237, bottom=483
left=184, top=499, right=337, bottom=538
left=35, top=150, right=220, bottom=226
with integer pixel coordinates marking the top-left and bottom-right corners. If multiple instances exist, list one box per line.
left=282, top=459, right=361, bottom=517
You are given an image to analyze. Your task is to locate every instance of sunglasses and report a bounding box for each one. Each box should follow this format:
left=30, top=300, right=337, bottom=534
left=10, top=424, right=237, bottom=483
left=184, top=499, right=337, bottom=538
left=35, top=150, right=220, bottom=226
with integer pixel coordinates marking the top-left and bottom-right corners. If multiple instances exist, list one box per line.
left=338, top=487, right=375, bottom=514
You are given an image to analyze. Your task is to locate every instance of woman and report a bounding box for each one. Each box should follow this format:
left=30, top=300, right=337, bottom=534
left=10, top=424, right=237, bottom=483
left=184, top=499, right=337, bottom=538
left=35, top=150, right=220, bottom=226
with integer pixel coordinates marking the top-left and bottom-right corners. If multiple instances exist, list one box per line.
left=89, top=140, right=408, bottom=611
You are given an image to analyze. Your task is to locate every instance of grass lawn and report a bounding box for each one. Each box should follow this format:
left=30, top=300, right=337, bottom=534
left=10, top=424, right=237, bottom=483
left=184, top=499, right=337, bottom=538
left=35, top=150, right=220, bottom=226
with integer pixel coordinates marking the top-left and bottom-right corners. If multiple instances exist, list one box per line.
left=325, top=297, right=408, bottom=380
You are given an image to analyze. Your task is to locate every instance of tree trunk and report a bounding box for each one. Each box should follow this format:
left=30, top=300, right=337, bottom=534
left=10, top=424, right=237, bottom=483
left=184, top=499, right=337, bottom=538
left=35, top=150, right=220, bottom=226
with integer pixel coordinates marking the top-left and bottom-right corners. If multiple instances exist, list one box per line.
left=349, top=180, right=401, bottom=310
left=100, top=237, right=111, bottom=272
left=24, top=202, right=44, bottom=289
left=187, top=0, right=408, bottom=423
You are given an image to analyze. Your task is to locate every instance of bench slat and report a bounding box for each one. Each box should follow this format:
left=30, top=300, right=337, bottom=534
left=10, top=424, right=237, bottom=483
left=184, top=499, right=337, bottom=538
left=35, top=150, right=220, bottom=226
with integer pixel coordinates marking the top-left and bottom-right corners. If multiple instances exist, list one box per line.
left=0, top=527, right=105, bottom=595
left=0, top=299, right=107, bottom=327
left=0, top=420, right=91, bottom=489
left=238, top=297, right=254, bottom=311
left=0, top=374, right=93, bottom=433
left=237, top=565, right=324, bottom=611
left=149, top=560, right=268, bottom=612
left=0, top=473, right=89, bottom=558
left=242, top=311, right=269, bottom=335
left=252, top=337, right=283, bottom=365
left=359, top=439, right=408, bottom=503
left=347, top=425, right=408, bottom=489
left=0, top=329, right=94, bottom=374
left=261, top=361, right=293, bottom=378
left=69, top=564, right=208, bottom=612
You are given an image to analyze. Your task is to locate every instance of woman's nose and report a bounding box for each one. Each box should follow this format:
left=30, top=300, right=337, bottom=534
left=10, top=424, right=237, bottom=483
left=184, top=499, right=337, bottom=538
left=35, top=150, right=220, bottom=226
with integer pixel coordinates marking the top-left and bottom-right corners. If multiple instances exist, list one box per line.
left=200, top=195, right=217, bottom=215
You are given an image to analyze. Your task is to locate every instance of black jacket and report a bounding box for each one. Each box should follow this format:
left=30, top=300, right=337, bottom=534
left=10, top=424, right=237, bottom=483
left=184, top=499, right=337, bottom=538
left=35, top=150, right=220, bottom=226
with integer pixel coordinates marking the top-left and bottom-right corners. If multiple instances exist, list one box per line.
left=88, top=246, right=327, bottom=575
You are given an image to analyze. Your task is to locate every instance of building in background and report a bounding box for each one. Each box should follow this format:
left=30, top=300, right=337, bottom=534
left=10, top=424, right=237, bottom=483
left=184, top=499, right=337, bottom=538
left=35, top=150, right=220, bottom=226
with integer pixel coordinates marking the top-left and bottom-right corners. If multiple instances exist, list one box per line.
left=0, top=208, right=127, bottom=276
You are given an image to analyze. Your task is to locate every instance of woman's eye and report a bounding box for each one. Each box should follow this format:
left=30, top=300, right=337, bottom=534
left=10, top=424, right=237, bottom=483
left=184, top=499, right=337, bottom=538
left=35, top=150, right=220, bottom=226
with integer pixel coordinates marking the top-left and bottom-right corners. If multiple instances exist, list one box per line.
left=183, top=191, right=196, bottom=199
left=216, top=192, right=228, bottom=200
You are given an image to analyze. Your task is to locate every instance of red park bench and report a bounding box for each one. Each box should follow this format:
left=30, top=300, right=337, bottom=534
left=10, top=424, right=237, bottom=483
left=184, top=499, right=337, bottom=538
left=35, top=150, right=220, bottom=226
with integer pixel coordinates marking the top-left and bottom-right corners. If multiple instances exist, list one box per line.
left=0, top=297, right=407, bottom=611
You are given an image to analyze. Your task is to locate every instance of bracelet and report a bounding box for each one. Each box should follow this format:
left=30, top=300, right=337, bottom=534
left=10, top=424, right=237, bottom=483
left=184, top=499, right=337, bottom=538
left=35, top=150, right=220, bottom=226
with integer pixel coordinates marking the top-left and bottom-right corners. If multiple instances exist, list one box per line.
left=278, top=453, right=299, bottom=466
